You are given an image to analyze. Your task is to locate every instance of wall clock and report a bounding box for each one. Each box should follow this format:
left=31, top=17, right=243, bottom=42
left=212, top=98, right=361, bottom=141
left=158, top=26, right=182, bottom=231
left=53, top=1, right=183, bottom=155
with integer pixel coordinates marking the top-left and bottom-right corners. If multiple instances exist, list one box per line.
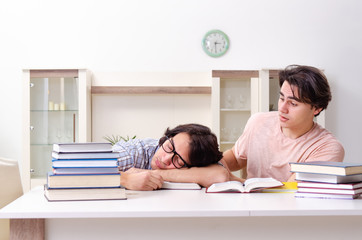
left=202, top=29, right=229, bottom=57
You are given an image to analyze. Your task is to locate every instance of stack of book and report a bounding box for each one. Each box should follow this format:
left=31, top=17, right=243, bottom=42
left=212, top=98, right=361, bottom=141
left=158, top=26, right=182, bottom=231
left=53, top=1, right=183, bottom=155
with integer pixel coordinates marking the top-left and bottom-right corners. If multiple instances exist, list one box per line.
left=44, top=142, right=126, bottom=201
left=290, top=161, right=362, bottom=199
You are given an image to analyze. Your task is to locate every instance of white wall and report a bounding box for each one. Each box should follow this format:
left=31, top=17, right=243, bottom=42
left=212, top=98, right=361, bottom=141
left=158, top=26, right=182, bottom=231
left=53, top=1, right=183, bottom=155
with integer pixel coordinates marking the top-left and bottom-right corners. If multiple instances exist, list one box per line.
left=1, top=0, right=362, bottom=167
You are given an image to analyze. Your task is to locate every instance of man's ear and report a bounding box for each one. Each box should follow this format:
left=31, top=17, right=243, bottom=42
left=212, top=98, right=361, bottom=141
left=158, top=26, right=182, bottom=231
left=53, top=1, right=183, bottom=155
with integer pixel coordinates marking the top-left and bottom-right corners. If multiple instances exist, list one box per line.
left=314, top=107, right=323, bottom=116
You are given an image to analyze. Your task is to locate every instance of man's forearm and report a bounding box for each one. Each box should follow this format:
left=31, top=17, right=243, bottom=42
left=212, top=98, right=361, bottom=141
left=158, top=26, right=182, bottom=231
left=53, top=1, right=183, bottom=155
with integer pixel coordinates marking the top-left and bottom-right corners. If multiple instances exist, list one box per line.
left=153, top=164, right=229, bottom=188
left=120, top=170, right=163, bottom=191
left=221, top=149, right=245, bottom=171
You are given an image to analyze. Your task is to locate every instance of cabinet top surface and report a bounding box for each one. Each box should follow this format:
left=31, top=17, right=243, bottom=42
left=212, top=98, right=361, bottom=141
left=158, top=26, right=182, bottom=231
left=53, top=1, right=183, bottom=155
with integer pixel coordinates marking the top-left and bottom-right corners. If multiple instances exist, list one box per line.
left=1, top=187, right=362, bottom=219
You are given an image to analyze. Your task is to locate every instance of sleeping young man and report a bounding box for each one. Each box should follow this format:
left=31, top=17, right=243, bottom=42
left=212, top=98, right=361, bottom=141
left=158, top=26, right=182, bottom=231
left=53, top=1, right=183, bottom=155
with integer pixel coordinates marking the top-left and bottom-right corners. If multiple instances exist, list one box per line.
left=113, top=123, right=229, bottom=190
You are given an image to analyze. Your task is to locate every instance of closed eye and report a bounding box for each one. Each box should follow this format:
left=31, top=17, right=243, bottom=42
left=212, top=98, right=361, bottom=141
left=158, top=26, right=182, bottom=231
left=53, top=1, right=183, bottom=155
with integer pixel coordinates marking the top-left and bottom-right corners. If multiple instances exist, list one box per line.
left=165, top=143, right=173, bottom=152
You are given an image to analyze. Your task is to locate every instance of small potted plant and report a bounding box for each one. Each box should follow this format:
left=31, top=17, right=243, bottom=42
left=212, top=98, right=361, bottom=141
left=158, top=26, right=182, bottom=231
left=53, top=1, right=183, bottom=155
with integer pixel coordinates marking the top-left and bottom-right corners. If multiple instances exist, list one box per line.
left=103, top=134, right=137, bottom=145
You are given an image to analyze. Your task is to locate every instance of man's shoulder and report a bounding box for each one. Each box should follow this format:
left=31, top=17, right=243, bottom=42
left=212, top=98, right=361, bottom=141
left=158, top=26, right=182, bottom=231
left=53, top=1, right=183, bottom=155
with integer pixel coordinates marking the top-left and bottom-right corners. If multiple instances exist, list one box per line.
left=251, top=111, right=277, bottom=119
left=310, top=125, right=345, bottom=155
left=139, top=138, right=159, bottom=148
left=126, top=138, right=159, bottom=149
left=313, top=124, right=341, bottom=142
left=113, top=138, right=159, bottom=151
left=248, top=111, right=278, bottom=124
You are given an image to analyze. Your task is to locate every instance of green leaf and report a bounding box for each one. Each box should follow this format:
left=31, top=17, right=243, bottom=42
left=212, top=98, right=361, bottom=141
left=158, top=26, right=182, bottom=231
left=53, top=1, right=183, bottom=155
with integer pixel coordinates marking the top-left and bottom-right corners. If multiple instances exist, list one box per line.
left=103, top=134, right=137, bottom=145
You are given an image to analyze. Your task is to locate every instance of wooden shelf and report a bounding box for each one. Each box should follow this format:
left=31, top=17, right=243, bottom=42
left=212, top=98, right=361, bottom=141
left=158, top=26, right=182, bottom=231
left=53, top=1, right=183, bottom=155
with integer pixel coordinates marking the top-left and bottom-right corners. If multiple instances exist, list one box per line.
left=29, top=69, right=79, bottom=78
left=212, top=69, right=280, bottom=79
left=212, top=70, right=259, bottom=78
left=220, top=108, right=250, bottom=112
left=91, top=86, right=211, bottom=95
left=268, top=69, right=281, bottom=79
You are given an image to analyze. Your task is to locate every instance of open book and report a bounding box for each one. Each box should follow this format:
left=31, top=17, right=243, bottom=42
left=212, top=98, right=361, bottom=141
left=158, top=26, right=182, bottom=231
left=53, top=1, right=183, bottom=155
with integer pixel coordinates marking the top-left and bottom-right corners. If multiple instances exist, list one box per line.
left=206, top=178, right=283, bottom=193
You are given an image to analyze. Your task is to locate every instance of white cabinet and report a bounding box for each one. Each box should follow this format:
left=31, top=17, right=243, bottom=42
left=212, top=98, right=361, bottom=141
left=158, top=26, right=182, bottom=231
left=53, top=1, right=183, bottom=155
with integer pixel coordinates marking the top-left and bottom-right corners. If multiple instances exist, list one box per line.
left=22, top=69, right=92, bottom=191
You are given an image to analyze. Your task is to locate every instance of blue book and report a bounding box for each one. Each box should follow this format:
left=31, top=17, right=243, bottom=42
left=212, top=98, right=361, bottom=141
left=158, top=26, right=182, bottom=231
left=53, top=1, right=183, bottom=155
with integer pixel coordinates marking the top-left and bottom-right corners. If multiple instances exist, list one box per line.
left=52, top=158, right=118, bottom=168
left=53, top=167, right=120, bottom=175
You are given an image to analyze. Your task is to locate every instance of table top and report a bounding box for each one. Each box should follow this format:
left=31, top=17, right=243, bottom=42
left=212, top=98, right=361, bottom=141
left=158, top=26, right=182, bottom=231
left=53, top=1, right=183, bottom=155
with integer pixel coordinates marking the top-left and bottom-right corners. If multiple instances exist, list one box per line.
left=1, top=186, right=362, bottom=219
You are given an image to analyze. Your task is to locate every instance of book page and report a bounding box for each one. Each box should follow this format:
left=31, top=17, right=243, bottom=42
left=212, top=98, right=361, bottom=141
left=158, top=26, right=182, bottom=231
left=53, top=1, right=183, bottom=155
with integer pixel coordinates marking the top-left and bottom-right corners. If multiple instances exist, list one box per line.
left=206, top=181, right=245, bottom=193
left=244, top=178, right=282, bottom=192
left=244, top=177, right=277, bottom=186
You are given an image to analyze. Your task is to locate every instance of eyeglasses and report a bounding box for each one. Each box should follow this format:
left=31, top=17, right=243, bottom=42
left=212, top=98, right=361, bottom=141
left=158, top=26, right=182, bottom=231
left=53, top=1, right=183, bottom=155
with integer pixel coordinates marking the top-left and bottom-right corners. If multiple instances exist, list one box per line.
left=161, top=136, right=191, bottom=169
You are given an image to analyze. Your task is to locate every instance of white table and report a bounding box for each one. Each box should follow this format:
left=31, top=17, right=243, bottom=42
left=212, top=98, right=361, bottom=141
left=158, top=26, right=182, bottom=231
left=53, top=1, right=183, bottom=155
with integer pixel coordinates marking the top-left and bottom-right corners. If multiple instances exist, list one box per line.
left=1, top=186, right=362, bottom=240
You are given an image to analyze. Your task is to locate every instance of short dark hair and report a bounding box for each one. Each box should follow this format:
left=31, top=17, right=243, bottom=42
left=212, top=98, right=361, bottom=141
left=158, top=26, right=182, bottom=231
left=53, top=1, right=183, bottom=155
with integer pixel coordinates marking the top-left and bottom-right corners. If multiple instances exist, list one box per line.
left=279, top=65, right=332, bottom=116
left=158, top=124, right=223, bottom=167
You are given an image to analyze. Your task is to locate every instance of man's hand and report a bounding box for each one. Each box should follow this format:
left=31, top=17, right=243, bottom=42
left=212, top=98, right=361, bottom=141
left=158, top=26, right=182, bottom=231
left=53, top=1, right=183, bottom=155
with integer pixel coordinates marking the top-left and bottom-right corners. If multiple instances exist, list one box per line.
left=229, top=173, right=245, bottom=183
left=120, top=168, right=164, bottom=191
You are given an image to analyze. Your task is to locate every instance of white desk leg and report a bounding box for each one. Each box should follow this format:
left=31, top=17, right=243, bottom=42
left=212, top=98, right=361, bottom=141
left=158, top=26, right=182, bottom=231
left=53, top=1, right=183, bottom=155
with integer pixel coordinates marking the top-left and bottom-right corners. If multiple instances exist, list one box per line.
left=10, top=219, right=44, bottom=240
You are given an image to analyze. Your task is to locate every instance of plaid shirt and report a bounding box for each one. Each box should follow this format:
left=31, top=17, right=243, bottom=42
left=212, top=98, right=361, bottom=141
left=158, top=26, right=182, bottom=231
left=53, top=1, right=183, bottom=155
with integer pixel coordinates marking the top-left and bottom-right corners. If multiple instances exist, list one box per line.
left=112, top=138, right=159, bottom=171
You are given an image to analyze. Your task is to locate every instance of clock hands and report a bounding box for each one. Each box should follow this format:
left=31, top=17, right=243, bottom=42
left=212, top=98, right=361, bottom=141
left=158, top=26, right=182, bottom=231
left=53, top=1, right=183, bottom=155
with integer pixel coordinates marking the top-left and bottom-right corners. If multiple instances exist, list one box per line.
left=214, top=41, right=221, bottom=53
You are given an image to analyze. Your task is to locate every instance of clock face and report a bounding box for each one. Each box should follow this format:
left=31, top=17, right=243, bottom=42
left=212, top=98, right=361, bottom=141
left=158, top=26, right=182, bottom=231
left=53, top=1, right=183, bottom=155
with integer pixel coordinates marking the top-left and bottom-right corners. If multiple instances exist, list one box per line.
left=202, top=30, right=229, bottom=57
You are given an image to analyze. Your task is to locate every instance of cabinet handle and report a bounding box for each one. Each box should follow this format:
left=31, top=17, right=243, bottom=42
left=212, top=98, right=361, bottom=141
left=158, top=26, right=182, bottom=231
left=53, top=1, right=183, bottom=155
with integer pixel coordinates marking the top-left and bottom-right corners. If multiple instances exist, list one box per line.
left=73, top=114, right=76, bottom=142
left=30, top=126, right=34, bottom=131
left=30, top=82, right=34, bottom=88
left=30, top=169, right=34, bottom=173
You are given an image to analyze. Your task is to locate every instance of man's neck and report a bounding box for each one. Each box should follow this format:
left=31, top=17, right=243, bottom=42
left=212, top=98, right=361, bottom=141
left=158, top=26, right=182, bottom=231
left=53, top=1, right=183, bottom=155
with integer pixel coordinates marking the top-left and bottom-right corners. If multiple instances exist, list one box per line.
left=281, top=121, right=315, bottom=139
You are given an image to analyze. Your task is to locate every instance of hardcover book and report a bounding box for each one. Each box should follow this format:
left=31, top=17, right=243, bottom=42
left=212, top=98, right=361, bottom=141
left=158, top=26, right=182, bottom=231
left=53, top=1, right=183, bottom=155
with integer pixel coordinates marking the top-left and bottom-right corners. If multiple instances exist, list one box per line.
left=290, top=161, right=362, bottom=176
left=295, top=172, right=362, bottom=184
left=53, top=167, right=120, bottom=175
left=52, top=159, right=118, bottom=168
left=47, top=172, right=121, bottom=189
left=44, top=185, right=126, bottom=201
left=206, top=178, right=283, bottom=193
left=295, top=192, right=361, bottom=200
left=53, top=142, right=113, bottom=153
left=297, top=181, right=362, bottom=190
left=296, top=186, right=362, bottom=195
left=52, top=151, right=121, bottom=160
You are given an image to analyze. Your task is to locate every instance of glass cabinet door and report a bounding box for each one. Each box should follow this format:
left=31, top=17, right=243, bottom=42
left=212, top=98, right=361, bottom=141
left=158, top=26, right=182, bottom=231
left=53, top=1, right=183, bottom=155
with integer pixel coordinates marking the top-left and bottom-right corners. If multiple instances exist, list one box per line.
left=23, top=69, right=91, bottom=191
left=218, top=78, right=253, bottom=151
left=29, top=76, right=79, bottom=179
left=212, top=71, right=259, bottom=153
